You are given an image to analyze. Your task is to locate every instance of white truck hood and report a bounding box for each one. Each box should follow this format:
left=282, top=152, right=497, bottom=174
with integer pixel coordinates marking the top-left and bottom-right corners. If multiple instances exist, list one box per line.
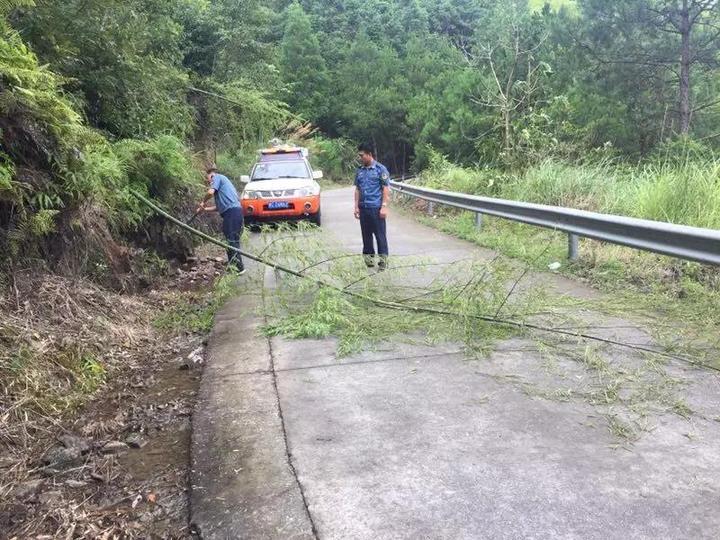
left=245, top=178, right=316, bottom=191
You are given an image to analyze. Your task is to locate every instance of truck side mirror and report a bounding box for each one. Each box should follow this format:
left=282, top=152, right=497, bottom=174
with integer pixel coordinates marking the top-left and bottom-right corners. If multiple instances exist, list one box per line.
left=240, top=175, right=250, bottom=184
left=313, top=170, right=324, bottom=180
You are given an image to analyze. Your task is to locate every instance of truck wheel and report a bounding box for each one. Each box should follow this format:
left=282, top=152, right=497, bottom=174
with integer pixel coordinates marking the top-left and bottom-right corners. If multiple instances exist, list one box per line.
left=244, top=217, right=258, bottom=232
left=310, top=209, right=322, bottom=227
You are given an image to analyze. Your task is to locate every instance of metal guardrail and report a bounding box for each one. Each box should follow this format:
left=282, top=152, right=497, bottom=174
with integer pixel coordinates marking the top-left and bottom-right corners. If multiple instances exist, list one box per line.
left=389, top=180, right=720, bottom=266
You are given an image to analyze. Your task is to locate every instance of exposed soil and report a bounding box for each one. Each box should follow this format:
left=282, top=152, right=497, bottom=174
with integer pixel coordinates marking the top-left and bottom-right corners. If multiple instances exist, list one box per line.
left=0, top=253, right=228, bottom=539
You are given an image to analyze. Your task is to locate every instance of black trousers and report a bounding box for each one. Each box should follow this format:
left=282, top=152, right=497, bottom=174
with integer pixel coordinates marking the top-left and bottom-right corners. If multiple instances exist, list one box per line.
left=359, top=207, right=388, bottom=257
left=221, top=207, right=244, bottom=271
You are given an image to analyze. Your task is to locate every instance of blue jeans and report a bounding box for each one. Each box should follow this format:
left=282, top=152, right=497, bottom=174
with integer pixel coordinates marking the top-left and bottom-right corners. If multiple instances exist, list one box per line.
left=221, top=207, right=244, bottom=271
left=359, top=206, right=388, bottom=258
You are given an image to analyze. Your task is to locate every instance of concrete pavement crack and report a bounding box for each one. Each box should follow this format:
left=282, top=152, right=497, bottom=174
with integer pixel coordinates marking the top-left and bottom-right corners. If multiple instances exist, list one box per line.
left=211, top=349, right=468, bottom=381
left=267, top=334, right=320, bottom=539
left=210, top=347, right=542, bottom=381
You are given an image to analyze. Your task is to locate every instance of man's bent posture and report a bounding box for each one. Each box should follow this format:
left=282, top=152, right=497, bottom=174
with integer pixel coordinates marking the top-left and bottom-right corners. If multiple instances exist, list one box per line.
left=197, top=167, right=245, bottom=274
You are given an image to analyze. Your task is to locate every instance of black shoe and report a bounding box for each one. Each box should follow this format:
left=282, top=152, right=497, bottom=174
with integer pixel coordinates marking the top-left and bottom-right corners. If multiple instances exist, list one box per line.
left=378, top=257, right=388, bottom=271
left=364, top=255, right=375, bottom=268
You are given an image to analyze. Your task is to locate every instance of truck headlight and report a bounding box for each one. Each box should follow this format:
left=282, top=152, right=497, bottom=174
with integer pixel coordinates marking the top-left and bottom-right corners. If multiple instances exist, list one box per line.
left=242, top=190, right=259, bottom=200
left=296, top=185, right=320, bottom=197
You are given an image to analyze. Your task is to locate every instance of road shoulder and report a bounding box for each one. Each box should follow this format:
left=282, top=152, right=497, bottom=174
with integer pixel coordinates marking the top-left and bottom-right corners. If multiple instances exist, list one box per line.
left=190, top=294, right=315, bottom=539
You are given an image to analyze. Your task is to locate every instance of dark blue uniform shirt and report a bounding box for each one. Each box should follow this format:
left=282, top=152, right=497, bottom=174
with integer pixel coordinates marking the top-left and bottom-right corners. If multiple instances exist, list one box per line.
left=355, top=160, right=390, bottom=209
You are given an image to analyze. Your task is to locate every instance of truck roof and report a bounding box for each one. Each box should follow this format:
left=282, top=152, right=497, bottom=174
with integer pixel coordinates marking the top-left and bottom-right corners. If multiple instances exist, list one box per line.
left=259, top=145, right=308, bottom=162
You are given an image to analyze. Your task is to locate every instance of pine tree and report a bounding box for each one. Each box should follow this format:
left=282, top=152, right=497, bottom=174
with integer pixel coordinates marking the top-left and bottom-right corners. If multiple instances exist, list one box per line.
left=403, top=0, right=429, bottom=34
left=280, top=2, right=328, bottom=122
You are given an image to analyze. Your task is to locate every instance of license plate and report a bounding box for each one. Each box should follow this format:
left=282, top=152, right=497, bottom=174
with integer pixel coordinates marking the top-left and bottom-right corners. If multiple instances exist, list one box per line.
left=268, top=201, right=290, bottom=210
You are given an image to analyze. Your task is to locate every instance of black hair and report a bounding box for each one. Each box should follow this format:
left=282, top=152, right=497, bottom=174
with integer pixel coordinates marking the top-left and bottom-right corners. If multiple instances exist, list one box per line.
left=357, top=143, right=374, bottom=156
left=206, top=166, right=218, bottom=174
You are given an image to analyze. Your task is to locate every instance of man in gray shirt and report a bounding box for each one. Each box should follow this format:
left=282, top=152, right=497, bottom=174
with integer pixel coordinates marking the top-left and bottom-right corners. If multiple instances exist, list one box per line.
left=197, top=167, right=245, bottom=274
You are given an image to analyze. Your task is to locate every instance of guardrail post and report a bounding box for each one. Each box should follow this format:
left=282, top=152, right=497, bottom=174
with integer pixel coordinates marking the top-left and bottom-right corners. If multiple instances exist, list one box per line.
left=428, top=201, right=435, bottom=215
left=475, top=212, right=483, bottom=230
left=568, top=233, right=579, bottom=261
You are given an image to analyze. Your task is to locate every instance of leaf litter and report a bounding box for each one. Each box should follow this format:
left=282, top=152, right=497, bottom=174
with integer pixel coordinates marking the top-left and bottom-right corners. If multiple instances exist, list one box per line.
left=0, top=253, right=229, bottom=538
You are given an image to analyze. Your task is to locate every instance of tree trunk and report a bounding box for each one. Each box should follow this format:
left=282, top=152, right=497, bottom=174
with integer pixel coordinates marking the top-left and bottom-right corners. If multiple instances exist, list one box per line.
left=189, top=92, right=215, bottom=166
left=503, top=107, right=512, bottom=153
left=679, top=1, right=692, bottom=135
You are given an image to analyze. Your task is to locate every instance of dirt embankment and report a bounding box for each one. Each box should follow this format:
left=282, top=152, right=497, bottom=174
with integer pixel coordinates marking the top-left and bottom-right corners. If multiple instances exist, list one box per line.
left=0, top=254, right=227, bottom=539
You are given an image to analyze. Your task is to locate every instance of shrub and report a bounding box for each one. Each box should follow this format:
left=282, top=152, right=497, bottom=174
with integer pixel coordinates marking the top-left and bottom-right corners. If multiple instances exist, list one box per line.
left=112, top=135, right=199, bottom=231
left=216, top=143, right=264, bottom=182
left=0, top=24, right=202, bottom=279
left=307, top=136, right=357, bottom=182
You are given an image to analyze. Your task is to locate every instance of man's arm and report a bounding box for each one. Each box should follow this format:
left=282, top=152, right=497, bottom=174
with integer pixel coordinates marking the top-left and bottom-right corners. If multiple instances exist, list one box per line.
left=379, top=186, right=390, bottom=218
left=198, top=172, right=222, bottom=212
left=354, top=168, right=361, bottom=219
left=197, top=188, right=216, bottom=212
left=379, top=166, right=390, bottom=218
left=354, top=187, right=360, bottom=219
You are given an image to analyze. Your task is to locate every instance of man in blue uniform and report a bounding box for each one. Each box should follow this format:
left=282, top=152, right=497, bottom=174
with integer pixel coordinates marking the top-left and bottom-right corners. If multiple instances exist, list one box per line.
left=196, top=167, right=245, bottom=274
left=354, top=143, right=390, bottom=269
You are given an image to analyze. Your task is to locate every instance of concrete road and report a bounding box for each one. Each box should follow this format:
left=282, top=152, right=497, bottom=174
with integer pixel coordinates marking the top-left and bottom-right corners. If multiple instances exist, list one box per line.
left=191, top=188, right=720, bottom=539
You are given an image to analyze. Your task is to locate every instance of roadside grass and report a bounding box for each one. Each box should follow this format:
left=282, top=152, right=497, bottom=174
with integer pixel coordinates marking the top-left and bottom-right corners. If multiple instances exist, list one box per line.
left=422, top=156, right=720, bottom=229
left=2, top=259, right=235, bottom=423
left=318, top=178, right=351, bottom=191
left=154, top=272, right=245, bottom=333
left=0, top=273, right=156, bottom=458
left=2, top=343, right=107, bottom=420
left=0, top=265, right=221, bottom=538
left=1, top=263, right=235, bottom=451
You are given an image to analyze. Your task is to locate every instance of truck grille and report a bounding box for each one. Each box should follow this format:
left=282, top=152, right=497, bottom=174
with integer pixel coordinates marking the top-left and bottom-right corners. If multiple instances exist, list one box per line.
left=258, top=189, right=296, bottom=198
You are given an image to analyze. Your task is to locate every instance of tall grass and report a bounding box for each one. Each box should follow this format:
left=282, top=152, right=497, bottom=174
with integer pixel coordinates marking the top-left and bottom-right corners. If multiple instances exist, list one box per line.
left=423, top=155, right=720, bottom=229
left=627, top=161, right=720, bottom=227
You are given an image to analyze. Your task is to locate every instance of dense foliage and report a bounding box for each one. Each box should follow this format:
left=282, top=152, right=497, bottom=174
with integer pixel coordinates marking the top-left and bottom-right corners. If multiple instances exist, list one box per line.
left=274, top=0, right=720, bottom=168
left=2, top=0, right=720, bottom=278
left=0, top=0, right=289, bottom=280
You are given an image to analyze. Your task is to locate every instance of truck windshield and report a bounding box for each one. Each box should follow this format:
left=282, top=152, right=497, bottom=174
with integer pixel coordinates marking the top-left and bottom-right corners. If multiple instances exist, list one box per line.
left=252, top=161, right=309, bottom=181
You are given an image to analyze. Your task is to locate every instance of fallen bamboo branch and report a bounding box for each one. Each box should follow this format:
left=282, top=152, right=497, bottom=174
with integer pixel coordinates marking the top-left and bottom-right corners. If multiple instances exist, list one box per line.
left=130, top=190, right=720, bottom=373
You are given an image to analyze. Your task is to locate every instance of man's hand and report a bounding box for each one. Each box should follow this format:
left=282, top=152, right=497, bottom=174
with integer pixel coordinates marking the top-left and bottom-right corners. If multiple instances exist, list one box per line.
left=379, top=206, right=388, bottom=219
left=354, top=207, right=360, bottom=220
left=196, top=204, right=206, bottom=213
